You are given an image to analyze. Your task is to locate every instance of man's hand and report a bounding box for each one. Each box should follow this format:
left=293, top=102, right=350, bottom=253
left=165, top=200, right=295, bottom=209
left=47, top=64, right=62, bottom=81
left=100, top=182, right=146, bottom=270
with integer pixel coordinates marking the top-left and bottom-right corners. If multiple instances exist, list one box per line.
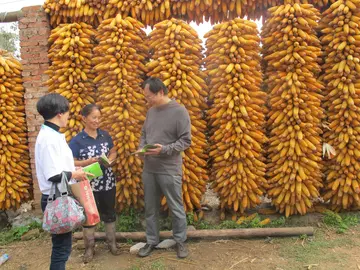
left=144, top=144, right=162, bottom=155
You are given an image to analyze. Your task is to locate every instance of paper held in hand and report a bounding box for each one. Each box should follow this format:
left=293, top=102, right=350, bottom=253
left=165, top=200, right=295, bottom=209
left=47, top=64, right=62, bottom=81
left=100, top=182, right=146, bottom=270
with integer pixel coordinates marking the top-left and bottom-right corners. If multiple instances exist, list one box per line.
left=98, top=153, right=114, bottom=167
left=83, top=162, right=103, bottom=180
left=131, top=144, right=158, bottom=155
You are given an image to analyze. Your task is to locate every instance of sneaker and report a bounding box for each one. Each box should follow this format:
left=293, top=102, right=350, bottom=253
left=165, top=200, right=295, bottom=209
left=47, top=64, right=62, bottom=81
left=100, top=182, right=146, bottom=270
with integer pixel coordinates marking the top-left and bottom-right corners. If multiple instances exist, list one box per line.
left=138, top=244, right=156, bottom=257
left=175, top=242, right=189, bottom=259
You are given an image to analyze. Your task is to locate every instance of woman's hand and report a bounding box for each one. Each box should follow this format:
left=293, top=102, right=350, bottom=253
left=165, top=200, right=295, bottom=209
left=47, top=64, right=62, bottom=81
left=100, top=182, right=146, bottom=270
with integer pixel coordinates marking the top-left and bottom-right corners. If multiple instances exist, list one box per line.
left=87, top=157, right=98, bottom=166
left=72, top=168, right=94, bottom=181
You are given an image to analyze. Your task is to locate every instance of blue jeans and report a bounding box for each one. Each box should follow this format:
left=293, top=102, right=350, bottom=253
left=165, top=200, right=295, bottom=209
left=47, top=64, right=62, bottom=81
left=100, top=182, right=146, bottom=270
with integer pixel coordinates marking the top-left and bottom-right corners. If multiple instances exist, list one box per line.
left=41, top=194, right=72, bottom=270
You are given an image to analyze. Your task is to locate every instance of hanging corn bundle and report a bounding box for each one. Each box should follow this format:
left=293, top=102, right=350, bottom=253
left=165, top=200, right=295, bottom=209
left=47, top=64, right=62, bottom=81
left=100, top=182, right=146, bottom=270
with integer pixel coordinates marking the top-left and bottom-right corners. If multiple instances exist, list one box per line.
left=94, top=15, right=148, bottom=211
left=262, top=2, right=324, bottom=217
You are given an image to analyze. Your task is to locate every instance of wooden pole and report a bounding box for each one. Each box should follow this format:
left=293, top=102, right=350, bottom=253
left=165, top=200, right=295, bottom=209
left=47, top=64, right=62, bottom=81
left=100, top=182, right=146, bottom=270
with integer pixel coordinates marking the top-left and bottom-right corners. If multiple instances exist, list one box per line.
left=0, top=11, right=22, bottom=23
left=73, top=227, right=314, bottom=241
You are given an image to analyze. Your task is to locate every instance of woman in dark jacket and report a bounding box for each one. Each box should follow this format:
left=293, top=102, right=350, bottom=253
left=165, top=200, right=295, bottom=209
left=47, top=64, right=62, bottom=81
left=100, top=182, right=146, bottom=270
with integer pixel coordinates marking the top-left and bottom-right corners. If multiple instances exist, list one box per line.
left=69, top=104, right=120, bottom=263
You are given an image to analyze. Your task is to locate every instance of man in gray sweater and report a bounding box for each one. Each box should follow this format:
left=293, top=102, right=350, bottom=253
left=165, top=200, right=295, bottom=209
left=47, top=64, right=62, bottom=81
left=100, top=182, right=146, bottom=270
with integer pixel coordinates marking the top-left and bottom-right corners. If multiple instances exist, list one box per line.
left=137, top=77, right=191, bottom=259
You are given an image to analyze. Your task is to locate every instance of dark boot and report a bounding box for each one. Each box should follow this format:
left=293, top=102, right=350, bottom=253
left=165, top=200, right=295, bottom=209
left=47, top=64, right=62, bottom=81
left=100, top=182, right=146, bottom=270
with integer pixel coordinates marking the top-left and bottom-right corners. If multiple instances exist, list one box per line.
left=83, top=227, right=95, bottom=263
left=104, top=222, right=121, bottom=255
left=175, top=242, right=189, bottom=259
left=138, top=244, right=156, bottom=257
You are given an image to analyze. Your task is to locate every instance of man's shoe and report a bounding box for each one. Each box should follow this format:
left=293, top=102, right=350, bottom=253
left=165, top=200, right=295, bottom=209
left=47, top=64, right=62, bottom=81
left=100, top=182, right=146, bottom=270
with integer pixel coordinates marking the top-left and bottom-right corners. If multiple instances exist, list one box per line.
left=138, top=244, right=156, bottom=257
left=175, top=242, right=188, bottom=259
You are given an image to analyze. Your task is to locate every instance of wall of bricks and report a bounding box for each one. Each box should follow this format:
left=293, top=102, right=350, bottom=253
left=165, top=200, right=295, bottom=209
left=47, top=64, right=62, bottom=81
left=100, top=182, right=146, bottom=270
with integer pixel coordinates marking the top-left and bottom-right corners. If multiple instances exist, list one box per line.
left=19, top=6, right=50, bottom=210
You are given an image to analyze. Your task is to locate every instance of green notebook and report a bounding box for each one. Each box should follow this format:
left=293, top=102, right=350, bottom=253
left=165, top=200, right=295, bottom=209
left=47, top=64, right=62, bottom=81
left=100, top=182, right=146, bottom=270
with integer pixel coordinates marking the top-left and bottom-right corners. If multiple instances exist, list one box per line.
left=99, top=153, right=112, bottom=167
left=83, top=162, right=103, bottom=180
left=132, top=144, right=158, bottom=155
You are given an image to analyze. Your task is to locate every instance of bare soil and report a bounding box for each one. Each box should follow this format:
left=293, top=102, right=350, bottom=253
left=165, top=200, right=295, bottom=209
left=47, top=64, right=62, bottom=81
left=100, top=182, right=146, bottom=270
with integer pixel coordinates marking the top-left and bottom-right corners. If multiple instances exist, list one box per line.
left=1, top=226, right=360, bottom=270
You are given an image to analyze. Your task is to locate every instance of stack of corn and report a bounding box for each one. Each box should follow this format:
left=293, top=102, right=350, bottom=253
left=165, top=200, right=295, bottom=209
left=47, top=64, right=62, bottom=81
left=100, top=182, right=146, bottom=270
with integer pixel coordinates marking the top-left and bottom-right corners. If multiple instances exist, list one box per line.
left=94, top=14, right=148, bottom=211
left=43, top=0, right=109, bottom=27
left=46, top=23, right=96, bottom=142
left=205, top=19, right=267, bottom=220
left=147, top=18, right=208, bottom=220
left=320, top=0, right=360, bottom=211
left=262, top=2, right=324, bottom=217
left=105, top=0, right=171, bottom=26
left=0, top=50, right=31, bottom=210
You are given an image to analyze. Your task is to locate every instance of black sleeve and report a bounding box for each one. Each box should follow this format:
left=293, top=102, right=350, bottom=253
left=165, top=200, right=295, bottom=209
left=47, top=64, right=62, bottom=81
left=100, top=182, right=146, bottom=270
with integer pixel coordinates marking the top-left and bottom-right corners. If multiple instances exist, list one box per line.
left=48, top=171, right=72, bottom=183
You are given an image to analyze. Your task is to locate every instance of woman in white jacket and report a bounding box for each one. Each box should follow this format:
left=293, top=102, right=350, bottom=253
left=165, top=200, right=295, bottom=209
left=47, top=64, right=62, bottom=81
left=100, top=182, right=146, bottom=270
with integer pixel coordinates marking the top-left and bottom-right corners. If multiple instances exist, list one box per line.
left=35, top=93, right=90, bottom=270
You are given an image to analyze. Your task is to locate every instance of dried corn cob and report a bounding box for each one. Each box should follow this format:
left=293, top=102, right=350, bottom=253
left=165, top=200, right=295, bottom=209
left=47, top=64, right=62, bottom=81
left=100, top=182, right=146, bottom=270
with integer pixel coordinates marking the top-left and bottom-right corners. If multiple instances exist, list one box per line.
left=320, top=0, right=360, bottom=211
left=94, top=14, right=148, bottom=211
left=262, top=2, right=324, bottom=217
left=205, top=19, right=267, bottom=220
left=46, top=22, right=96, bottom=142
left=0, top=50, right=31, bottom=210
left=147, top=18, right=208, bottom=220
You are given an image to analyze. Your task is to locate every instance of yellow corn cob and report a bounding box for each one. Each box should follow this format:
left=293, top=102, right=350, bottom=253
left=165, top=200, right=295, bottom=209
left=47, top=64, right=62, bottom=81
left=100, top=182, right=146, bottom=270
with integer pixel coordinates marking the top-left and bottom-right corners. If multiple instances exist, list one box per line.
left=146, top=18, right=208, bottom=219
left=46, top=22, right=96, bottom=142
left=320, top=0, right=360, bottom=211
left=94, top=14, right=148, bottom=212
left=205, top=19, right=267, bottom=218
left=0, top=49, right=32, bottom=210
left=262, top=2, right=324, bottom=217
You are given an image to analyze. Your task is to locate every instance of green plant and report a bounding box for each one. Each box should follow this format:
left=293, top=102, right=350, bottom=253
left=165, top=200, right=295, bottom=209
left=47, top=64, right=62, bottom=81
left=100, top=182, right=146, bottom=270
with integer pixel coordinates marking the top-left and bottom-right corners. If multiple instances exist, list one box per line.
left=150, top=260, right=166, bottom=270
left=116, top=209, right=142, bottom=232
left=0, top=221, right=42, bottom=245
left=159, top=216, right=172, bottom=231
left=194, top=220, right=213, bottom=230
left=269, top=217, right=286, bottom=227
left=127, top=239, right=133, bottom=245
left=186, top=212, right=195, bottom=226
left=323, top=210, right=359, bottom=234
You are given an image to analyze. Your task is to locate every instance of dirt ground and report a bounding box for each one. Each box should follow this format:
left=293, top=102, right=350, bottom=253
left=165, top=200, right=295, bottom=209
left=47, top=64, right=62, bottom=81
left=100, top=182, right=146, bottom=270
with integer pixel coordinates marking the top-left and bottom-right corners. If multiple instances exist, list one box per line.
left=1, top=225, right=360, bottom=270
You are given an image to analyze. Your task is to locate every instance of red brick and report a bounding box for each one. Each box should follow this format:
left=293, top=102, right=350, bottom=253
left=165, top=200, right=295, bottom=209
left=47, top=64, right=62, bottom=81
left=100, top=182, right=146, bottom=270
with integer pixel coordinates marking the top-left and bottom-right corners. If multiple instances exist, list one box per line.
left=23, top=82, right=33, bottom=88
left=29, top=22, right=49, bottom=28
left=21, top=59, right=29, bottom=65
left=22, top=71, right=31, bottom=77
left=38, top=40, right=48, bottom=46
left=26, top=126, right=36, bottom=132
left=18, top=23, right=28, bottom=29
left=23, top=77, right=34, bottom=82
left=31, top=81, right=43, bottom=87
left=38, top=28, right=50, bottom=36
left=21, top=52, right=40, bottom=59
left=19, top=17, right=37, bottom=23
left=31, top=34, right=50, bottom=42
left=28, top=137, right=37, bottom=143
left=22, top=6, right=42, bottom=12
left=23, top=64, right=40, bottom=71
left=32, top=57, right=49, bottom=64
left=21, top=28, right=38, bottom=38
left=21, top=40, right=40, bottom=47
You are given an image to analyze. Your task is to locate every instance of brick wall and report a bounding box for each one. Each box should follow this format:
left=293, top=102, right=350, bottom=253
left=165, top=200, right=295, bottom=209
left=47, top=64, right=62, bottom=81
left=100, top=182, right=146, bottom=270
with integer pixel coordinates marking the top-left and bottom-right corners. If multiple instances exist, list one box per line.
left=19, top=6, right=50, bottom=210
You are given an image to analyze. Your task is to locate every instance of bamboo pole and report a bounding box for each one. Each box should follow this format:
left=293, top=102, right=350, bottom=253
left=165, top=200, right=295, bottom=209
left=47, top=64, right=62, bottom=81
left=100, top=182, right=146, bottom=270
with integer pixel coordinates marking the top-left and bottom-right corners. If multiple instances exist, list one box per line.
left=0, top=11, right=22, bottom=23
left=73, top=227, right=314, bottom=241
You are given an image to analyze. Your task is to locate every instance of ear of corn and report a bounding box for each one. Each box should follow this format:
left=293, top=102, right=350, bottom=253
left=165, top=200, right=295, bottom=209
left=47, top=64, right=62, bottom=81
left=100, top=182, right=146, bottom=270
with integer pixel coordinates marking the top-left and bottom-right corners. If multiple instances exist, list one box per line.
left=320, top=0, right=360, bottom=211
left=0, top=50, right=31, bottom=210
left=94, top=14, right=148, bottom=212
left=205, top=19, right=267, bottom=220
left=43, top=0, right=332, bottom=28
left=46, top=22, right=96, bottom=142
left=43, top=0, right=110, bottom=28
left=262, top=2, right=324, bottom=217
left=147, top=18, right=208, bottom=219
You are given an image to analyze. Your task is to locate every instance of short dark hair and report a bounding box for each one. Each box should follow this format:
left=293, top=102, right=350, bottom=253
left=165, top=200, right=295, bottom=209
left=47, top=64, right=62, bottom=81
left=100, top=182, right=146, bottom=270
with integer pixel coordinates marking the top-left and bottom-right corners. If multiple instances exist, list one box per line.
left=81, top=104, right=101, bottom=117
left=36, top=93, right=69, bottom=120
left=142, top=77, right=168, bottom=95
